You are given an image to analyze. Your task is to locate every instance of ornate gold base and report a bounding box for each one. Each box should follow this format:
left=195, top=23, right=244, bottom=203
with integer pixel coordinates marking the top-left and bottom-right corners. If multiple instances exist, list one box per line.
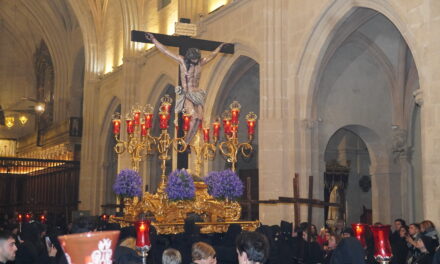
left=110, top=181, right=260, bottom=234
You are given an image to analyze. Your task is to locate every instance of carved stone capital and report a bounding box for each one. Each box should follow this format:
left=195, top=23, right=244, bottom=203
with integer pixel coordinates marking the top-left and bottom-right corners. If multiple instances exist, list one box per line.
left=413, top=89, right=423, bottom=106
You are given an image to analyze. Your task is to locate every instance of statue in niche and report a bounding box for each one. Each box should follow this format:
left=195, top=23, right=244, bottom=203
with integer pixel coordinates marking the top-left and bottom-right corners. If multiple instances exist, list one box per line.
left=34, top=40, right=54, bottom=145
left=146, top=33, right=226, bottom=143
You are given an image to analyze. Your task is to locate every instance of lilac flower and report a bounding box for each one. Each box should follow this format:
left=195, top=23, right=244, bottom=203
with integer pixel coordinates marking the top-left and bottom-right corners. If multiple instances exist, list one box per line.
left=113, top=169, right=143, bottom=198
left=166, top=169, right=195, bottom=200
left=204, top=170, right=244, bottom=200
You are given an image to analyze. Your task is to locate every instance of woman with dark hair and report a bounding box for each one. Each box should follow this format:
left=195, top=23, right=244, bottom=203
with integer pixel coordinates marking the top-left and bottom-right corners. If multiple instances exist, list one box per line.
left=15, top=222, right=57, bottom=264
left=391, top=226, right=410, bottom=264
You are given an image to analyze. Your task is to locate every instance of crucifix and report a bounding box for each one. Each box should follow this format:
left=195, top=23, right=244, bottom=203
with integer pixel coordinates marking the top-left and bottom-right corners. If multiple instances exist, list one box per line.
left=131, top=24, right=234, bottom=169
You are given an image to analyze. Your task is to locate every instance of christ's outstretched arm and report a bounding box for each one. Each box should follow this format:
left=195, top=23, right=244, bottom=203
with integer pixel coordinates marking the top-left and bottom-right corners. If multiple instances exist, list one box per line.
left=200, top=43, right=226, bottom=66
left=146, top=33, right=183, bottom=63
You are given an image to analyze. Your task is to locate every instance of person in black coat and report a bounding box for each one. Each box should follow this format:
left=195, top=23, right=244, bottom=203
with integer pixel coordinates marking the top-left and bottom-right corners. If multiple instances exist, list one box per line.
left=411, top=235, right=439, bottom=264
left=329, top=237, right=365, bottom=264
left=15, top=222, right=57, bottom=264
left=114, top=226, right=142, bottom=264
left=391, top=226, right=409, bottom=264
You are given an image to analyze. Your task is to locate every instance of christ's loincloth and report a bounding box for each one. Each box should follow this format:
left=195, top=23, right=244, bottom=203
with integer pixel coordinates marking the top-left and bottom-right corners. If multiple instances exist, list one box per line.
left=174, top=86, right=206, bottom=115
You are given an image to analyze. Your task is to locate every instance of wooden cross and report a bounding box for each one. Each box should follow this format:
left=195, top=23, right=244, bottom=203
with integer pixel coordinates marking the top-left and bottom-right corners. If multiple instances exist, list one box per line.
left=131, top=27, right=234, bottom=169
left=244, top=174, right=342, bottom=241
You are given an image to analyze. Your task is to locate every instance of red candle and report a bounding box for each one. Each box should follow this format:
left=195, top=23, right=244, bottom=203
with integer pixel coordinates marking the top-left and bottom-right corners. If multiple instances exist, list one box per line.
left=101, top=214, right=108, bottom=222
left=126, top=120, right=134, bottom=134
left=247, top=120, right=256, bottom=135
left=159, top=113, right=169, bottom=130
left=39, top=215, right=46, bottom=224
left=141, top=124, right=147, bottom=136
left=161, top=103, right=171, bottom=114
left=135, top=220, right=151, bottom=248
left=369, top=225, right=393, bottom=261
left=25, top=213, right=31, bottom=223
left=183, top=114, right=192, bottom=131
left=203, top=128, right=210, bottom=142
left=351, top=223, right=367, bottom=248
left=133, top=111, right=141, bottom=125
left=17, top=214, right=23, bottom=223
left=223, top=119, right=231, bottom=135
left=112, top=119, right=121, bottom=135
left=231, top=109, right=240, bottom=124
left=213, top=122, right=220, bottom=138
left=144, top=114, right=153, bottom=129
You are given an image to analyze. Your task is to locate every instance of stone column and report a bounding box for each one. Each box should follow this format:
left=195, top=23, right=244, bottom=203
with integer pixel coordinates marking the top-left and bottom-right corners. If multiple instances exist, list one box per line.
left=79, top=78, right=101, bottom=214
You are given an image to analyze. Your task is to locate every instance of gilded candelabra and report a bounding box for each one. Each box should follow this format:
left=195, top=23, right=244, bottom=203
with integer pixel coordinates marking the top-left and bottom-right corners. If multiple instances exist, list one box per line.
left=112, top=104, right=156, bottom=171
left=155, top=107, right=188, bottom=190
left=218, top=101, right=257, bottom=172
left=110, top=98, right=260, bottom=234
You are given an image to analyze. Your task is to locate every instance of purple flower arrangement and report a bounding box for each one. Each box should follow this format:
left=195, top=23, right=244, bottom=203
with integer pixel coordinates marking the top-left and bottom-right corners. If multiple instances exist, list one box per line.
left=113, top=169, right=143, bottom=198
left=204, top=170, right=244, bottom=200
left=166, top=169, right=195, bottom=201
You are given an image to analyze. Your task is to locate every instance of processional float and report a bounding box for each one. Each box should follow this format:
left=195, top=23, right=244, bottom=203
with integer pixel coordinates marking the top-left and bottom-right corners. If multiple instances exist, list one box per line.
left=109, top=97, right=260, bottom=235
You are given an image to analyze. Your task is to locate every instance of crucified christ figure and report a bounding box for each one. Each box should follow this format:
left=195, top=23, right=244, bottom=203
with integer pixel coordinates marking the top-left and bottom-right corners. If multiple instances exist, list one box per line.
left=146, top=33, right=226, bottom=144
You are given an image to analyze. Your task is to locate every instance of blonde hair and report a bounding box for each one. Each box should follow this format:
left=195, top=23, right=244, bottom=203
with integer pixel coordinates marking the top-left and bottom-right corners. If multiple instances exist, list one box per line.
left=119, top=237, right=136, bottom=250
left=191, top=242, right=216, bottom=261
left=162, top=248, right=182, bottom=264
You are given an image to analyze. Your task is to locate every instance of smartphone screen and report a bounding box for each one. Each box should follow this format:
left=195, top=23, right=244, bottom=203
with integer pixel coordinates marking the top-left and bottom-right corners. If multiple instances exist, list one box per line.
left=45, top=236, right=53, bottom=249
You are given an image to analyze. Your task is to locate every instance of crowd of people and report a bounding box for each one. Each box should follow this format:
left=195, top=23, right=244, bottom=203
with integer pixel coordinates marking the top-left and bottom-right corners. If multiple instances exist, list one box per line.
left=0, top=212, right=439, bottom=264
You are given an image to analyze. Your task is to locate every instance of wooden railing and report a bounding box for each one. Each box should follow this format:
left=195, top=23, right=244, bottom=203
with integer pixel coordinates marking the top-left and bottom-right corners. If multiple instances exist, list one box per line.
left=0, top=157, right=80, bottom=221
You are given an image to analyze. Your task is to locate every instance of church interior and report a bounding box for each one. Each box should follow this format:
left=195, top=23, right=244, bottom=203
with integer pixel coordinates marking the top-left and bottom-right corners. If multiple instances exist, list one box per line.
left=0, top=1, right=439, bottom=260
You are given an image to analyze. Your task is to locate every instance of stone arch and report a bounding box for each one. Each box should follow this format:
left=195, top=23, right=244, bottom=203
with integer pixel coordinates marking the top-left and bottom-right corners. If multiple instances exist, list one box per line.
left=296, top=0, right=422, bottom=122
left=295, top=1, right=422, bottom=224
left=204, top=42, right=261, bottom=124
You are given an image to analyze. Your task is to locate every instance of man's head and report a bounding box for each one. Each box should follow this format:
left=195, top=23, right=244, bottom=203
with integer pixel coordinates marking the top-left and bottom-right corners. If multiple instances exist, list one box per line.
left=236, top=232, right=269, bottom=264
left=0, top=230, right=17, bottom=262
left=341, top=227, right=353, bottom=238
left=162, top=248, right=182, bottom=264
left=408, top=223, right=420, bottom=236
left=394, top=219, right=406, bottom=231
left=185, top=48, right=201, bottom=64
left=191, top=242, right=216, bottom=264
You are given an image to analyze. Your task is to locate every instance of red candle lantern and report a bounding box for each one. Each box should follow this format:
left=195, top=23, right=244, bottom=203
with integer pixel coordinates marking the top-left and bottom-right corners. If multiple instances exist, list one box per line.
left=369, top=225, right=393, bottom=263
left=17, top=214, right=23, bottom=223
left=141, top=124, right=147, bottom=136
left=144, top=113, right=153, bottom=129
left=352, top=223, right=368, bottom=248
left=112, top=119, right=121, bottom=135
left=135, top=220, right=151, bottom=248
left=203, top=128, right=210, bottom=142
left=133, top=112, right=141, bottom=125
left=183, top=114, right=192, bottom=132
left=39, top=214, right=46, bottom=224
left=246, top=112, right=258, bottom=137
left=212, top=122, right=220, bottom=139
left=25, top=213, right=31, bottom=223
left=229, top=101, right=241, bottom=125
left=126, top=119, right=134, bottom=134
left=101, top=214, right=108, bottom=222
left=159, top=112, right=169, bottom=130
left=223, top=119, right=231, bottom=135
left=231, top=109, right=240, bottom=125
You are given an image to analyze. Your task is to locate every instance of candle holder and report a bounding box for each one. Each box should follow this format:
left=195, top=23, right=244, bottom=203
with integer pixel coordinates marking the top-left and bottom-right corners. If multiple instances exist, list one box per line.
left=218, top=102, right=257, bottom=172
left=135, top=220, right=151, bottom=264
left=369, top=225, right=393, bottom=264
left=351, top=223, right=368, bottom=248
left=113, top=104, right=156, bottom=172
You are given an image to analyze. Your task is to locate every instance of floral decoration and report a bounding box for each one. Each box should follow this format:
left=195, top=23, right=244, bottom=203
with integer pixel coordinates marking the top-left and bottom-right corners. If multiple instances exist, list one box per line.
left=204, top=170, right=244, bottom=200
left=166, top=169, right=195, bottom=200
left=113, top=169, right=143, bottom=198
